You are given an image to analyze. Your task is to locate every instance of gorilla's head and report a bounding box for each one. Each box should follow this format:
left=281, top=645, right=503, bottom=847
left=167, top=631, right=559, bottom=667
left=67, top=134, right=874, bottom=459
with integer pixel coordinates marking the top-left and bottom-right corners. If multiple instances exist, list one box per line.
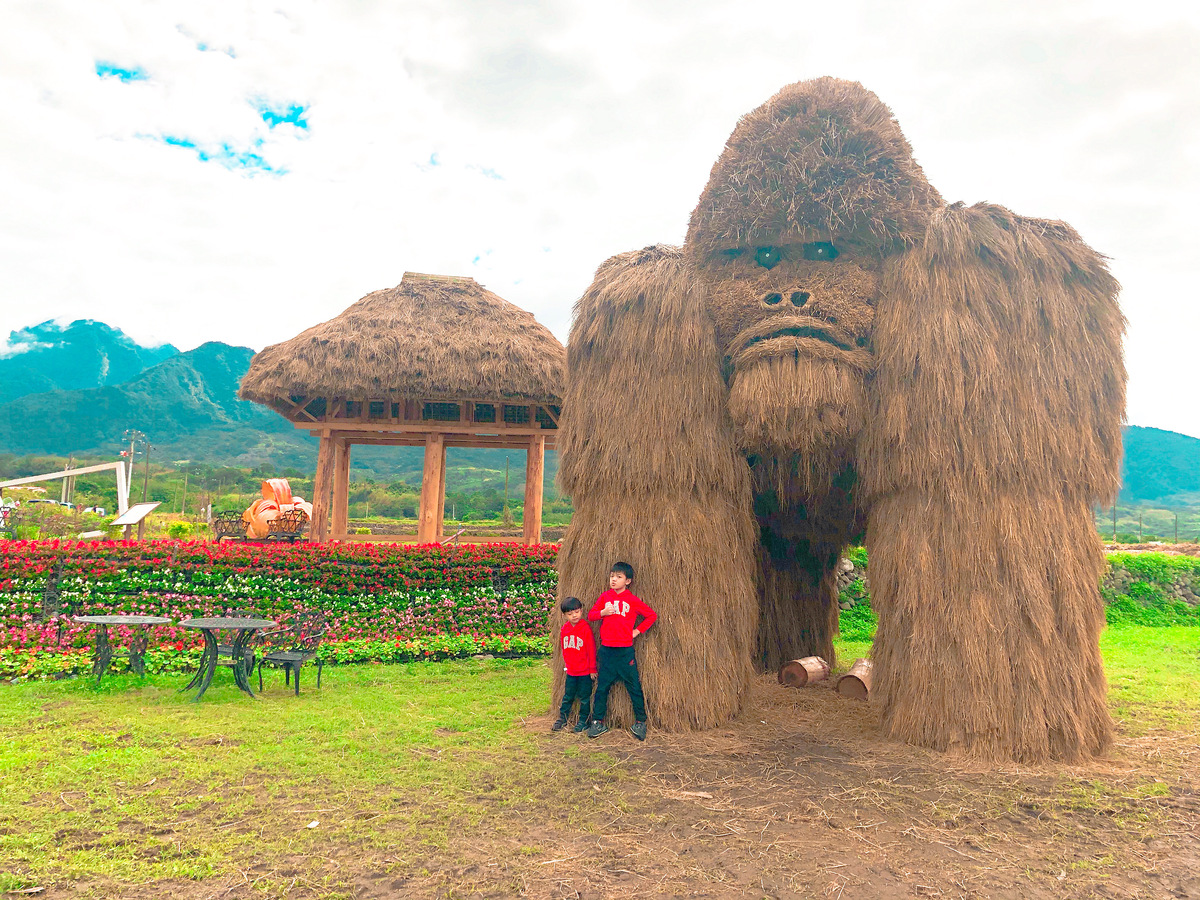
left=685, top=78, right=942, bottom=462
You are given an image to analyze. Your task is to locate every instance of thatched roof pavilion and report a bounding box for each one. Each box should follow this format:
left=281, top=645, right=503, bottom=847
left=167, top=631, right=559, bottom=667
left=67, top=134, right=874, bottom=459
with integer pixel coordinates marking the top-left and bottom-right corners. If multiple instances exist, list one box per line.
left=239, top=272, right=566, bottom=544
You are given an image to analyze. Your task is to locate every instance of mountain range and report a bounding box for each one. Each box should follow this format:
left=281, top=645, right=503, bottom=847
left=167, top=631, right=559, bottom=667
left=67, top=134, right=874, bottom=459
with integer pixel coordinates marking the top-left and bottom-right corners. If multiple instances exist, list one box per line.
left=0, top=320, right=1196, bottom=505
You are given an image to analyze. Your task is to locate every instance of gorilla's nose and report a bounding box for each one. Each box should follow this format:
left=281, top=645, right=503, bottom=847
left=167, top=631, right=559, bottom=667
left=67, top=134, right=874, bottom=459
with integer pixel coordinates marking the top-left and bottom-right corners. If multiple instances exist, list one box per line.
left=760, top=291, right=810, bottom=307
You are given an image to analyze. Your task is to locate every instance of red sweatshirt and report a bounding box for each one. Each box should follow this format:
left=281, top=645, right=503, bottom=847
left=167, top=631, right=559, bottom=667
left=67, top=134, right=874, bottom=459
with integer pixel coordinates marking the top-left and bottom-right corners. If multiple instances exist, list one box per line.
left=559, top=619, right=597, bottom=676
left=587, top=589, right=657, bottom=648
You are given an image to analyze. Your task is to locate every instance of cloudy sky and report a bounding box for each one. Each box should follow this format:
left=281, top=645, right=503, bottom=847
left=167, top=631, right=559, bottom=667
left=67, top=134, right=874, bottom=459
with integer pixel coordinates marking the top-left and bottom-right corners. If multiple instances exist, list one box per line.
left=2, top=0, right=1198, bottom=436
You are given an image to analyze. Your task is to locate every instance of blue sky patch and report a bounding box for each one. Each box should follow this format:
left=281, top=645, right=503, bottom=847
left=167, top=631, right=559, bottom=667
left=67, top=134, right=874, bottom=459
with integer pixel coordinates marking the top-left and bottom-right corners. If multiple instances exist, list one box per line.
left=95, top=62, right=148, bottom=82
left=151, top=134, right=283, bottom=175
left=256, top=101, right=309, bottom=130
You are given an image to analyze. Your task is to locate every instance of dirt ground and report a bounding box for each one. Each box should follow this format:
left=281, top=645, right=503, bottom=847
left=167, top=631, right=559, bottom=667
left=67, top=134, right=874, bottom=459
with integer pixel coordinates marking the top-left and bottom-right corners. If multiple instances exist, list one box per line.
left=51, top=675, right=1200, bottom=900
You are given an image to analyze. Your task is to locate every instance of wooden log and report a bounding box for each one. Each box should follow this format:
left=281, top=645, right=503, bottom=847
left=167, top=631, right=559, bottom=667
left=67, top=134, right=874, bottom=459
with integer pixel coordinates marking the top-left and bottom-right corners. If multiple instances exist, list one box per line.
left=777, top=656, right=830, bottom=687
left=331, top=439, right=350, bottom=538
left=523, top=434, right=545, bottom=545
left=310, top=436, right=336, bottom=542
left=416, top=433, right=444, bottom=543
left=836, top=658, right=873, bottom=701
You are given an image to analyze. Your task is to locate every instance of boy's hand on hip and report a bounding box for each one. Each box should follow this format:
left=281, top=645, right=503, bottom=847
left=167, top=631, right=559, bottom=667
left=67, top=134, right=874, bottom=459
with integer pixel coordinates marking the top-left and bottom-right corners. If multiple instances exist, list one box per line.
left=631, top=629, right=640, bottom=638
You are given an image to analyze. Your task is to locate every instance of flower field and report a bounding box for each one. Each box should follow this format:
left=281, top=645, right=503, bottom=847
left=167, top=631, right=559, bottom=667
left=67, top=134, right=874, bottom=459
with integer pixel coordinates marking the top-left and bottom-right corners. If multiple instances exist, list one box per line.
left=0, top=540, right=558, bottom=680
left=3, top=539, right=1193, bottom=682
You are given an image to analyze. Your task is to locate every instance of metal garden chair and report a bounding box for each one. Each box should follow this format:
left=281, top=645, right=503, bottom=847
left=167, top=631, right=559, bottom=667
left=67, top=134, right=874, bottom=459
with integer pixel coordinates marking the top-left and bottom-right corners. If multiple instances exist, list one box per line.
left=255, top=612, right=327, bottom=695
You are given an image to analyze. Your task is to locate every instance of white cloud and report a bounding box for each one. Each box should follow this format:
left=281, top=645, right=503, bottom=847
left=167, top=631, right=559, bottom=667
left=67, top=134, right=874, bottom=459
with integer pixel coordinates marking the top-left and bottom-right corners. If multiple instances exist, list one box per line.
left=1, top=0, right=1198, bottom=437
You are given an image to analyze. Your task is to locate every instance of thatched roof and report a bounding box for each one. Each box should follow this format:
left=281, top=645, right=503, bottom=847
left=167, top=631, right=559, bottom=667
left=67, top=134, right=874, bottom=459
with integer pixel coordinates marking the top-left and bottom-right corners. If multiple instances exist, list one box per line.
left=687, top=77, right=943, bottom=260
left=238, top=273, right=565, bottom=408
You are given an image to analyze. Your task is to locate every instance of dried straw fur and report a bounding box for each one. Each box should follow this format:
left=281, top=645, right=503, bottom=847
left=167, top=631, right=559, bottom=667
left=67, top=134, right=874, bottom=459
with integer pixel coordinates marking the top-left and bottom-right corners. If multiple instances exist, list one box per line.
left=861, top=203, right=1124, bottom=762
left=239, top=273, right=565, bottom=407
left=555, top=247, right=759, bottom=729
left=687, top=76, right=942, bottom=259
left=558, top=78, right=1125, bottom=761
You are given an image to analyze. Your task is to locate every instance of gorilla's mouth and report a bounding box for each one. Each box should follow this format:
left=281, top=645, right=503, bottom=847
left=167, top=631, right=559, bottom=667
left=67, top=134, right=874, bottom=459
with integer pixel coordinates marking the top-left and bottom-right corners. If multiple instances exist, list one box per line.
left=743, top=325, right=853, bottom=353
left=727, top=316, right=867, bottom=364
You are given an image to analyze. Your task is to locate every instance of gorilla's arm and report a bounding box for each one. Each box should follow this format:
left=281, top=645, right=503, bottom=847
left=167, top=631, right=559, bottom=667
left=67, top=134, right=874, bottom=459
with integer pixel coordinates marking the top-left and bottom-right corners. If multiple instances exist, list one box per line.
left=555, top=245, right=760, bottom=729
left=860, top=202, right=1125, bottom=762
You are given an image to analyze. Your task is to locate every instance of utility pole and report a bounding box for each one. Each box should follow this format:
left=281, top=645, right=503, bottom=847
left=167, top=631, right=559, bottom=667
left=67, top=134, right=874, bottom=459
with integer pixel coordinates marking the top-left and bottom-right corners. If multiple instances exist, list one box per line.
left=61, top=455, right=74, bottom=504
left=120, top=429, right=146, bottom=538
left=1138, top=513, right=1143, bottom=543
left=137, top=442, right=152, bottom=541
left=122, top=429, right=144, bottom=485
left=181, top=470, right=188, bottom=516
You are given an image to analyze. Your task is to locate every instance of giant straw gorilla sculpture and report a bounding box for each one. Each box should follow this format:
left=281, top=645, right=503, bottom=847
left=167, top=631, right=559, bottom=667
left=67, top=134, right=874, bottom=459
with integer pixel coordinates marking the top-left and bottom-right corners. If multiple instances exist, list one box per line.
left=554, top=78, right=1125, bottom=762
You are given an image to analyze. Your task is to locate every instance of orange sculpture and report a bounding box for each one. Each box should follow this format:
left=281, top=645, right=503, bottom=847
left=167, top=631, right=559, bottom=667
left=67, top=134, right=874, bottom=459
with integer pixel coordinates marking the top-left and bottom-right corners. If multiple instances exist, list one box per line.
left=241, top=479, right=313, bottom=539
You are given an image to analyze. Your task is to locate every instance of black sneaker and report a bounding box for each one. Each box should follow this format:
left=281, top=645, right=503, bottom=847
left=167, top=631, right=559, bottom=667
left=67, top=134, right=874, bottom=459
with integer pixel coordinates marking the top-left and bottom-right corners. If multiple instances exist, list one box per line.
left=631, top=721, right=647, bottom=741
left=551, top=718, right=567, bottom=732
left=572, top=719, right=590, bottom=733
left=586, top=721, right=609, bottom=739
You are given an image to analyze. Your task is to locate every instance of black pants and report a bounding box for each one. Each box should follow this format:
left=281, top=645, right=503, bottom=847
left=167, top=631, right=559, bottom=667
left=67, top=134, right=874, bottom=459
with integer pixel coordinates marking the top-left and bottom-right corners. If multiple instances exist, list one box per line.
left=592, top=645, right=646, bottom=722
left=558, top=674, right=594, bottom=723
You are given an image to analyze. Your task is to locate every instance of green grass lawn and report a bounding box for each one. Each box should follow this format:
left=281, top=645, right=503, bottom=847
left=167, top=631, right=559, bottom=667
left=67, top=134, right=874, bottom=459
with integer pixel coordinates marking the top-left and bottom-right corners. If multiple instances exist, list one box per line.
left=2, top=626, right=1198, bottom=898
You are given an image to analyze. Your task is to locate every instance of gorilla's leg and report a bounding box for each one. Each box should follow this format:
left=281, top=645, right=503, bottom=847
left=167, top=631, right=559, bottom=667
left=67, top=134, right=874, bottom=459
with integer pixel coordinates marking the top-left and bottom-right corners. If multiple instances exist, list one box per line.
left=556, top=492, right=759, bottom=730
left=868, top=489, right=1112, bottom=762
left=752, top=461, right=864, bottom=673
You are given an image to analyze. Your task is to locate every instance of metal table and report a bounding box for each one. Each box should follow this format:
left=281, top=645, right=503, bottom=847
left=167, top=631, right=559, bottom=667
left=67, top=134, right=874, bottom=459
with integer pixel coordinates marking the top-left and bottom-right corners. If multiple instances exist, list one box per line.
left=179, top=617, right=276, bottom=701
left=73, top=615, right=173, bottom=682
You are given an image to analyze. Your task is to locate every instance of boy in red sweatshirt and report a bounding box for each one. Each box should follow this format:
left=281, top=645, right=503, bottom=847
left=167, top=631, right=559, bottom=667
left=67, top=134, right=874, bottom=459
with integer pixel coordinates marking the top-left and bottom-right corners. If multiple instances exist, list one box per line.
left=586, top=561, right=657, bottom=741
left=553, top=596, right=597, bottom=732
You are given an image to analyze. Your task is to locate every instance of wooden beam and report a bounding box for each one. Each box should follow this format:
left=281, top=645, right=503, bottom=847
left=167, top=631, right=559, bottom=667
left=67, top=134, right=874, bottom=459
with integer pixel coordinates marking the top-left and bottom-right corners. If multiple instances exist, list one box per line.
left=310, top=435, right=336, bottom=542
left=416, top=433, right=444, bottom=543
left=435, top=440, right=447, bottom=540
left=292, top=419, right=554, bottom=436
left=279, top=395, right=318, bottom=422
left=305, top=432, right=557, bottom=451
left=331, top=439, right=351, bottom=538
left=523, top=434, right=545, bottom=545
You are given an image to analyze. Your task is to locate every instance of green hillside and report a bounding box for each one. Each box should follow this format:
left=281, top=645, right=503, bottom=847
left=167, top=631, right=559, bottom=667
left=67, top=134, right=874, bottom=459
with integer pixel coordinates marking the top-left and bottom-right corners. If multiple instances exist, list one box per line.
left=0, top=338, right=557, bottom=488
left=0, top=320, right=177, bottom=404
left=1119, top=425, right=1200, bottom=505
left=0, top=321, right=1192, bottom=511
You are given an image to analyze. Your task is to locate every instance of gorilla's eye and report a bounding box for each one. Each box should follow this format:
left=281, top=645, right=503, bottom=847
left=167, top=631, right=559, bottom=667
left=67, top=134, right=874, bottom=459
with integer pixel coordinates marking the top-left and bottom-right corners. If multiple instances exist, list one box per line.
left=754, top=246, right=782, bottom=269
left=802, top=242, right=839, bottom=261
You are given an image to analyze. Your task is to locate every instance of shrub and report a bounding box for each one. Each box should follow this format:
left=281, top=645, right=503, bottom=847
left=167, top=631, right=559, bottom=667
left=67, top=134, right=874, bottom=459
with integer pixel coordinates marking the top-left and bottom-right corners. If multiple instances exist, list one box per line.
left=166, top=522, right=194, bottom=539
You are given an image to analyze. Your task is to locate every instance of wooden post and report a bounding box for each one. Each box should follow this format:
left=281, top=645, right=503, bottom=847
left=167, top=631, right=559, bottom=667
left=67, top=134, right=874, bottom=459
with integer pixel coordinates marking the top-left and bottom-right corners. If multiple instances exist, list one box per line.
left=417, top=433, right=444, bottom=543
left=331, top=439, right=350, bottom=539
left=310, top=435, right=336, bottom=542
left=435, top=441, right=447, bottom=540
left=523, top=434, right=545, bottom=545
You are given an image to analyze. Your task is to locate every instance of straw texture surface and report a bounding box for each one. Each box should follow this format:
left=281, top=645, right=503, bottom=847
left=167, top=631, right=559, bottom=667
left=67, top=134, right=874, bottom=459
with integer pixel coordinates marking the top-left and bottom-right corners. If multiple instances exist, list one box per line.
left=556, top=78, right=1125, bottom=760
left=239, top=273, right=565, bottom=406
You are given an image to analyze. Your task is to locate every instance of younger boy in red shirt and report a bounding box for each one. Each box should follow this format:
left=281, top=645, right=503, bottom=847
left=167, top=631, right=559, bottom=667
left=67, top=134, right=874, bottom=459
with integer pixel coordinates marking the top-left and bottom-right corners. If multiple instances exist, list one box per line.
left=553, top=596, right=597, bottom=732
left=586, top=561, right=657, bottom=741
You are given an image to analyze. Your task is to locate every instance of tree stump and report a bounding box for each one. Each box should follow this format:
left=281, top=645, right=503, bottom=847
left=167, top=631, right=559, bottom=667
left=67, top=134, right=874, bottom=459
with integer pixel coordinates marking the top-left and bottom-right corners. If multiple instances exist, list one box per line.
left=777, top=656, right=830, bottom=687
left=836, top=658, right=872, bottom=700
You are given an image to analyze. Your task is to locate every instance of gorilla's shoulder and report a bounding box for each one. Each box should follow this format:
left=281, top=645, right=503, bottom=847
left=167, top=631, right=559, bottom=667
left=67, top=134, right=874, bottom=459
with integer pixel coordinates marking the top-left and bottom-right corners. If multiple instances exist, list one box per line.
left=572, top=244, right=698, bottom=337
left=594, top=243, right=685, bottom=278
left=923, top=202, right=1113, bottom=288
